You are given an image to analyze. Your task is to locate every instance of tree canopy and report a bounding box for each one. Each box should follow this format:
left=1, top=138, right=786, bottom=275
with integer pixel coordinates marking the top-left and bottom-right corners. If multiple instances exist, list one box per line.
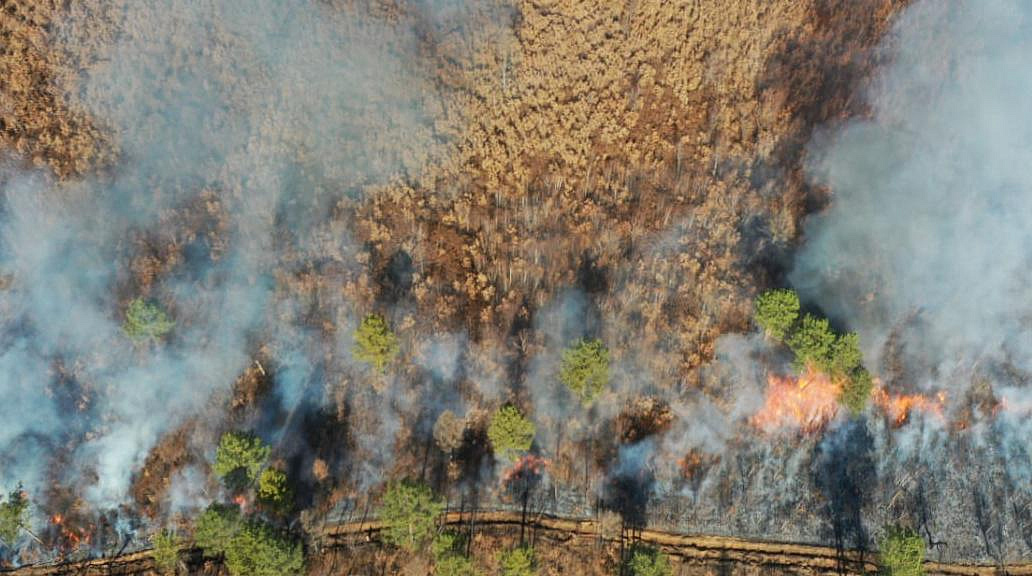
left=559, top=338, right=610, bottom=406
left=498, top=546, right=535, bottom=576
left=353, top=313, right=400, bottom=372
left=487, top=405, right=535, bottom=461
left=151, top=530, right=181, bottom=575
left=787, top=314, right=837, bottom=370
left=379, top=481, right=444, bottom=551
left=0, top=488, right=28, bottom=545
left=627, top=546, right=672, bottom=576
left=193, top=505, right=302, bottom=576
left=257, top=468, right=291, bottom=511
left=433, top=532, right=478, bottom=576
left=123, top=298, right=175, bottom=342
left=841, top=368, right=874, bottom=416
left=224, top=520, right=304, bottom=576
left=754, top=289, right=800, bottom=341
left=194, top=504, right=242, bottom=556
left=880, top=526, right=925, bottom=576
left=214, top=432, right=270, bottom=488
left=758, top=291, right=875, bottom=414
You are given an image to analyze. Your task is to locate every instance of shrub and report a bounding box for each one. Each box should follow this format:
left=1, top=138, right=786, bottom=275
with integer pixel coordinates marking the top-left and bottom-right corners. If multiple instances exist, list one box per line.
left=257, top=468, right=291, bottom=510
left=879, top=526, right=925, bottom=576
left=436, top=554, right=478, bottom=576
left=432, top=531, right=461, bottom=558
left=559, top=338, right=610, bottom=405
left=379, top=481, right=444, bottom=551
left=194, top=504, right=242, bottom=556
left=498, top=546, right=535, bottom=576
left=433, top=532, right=478, bottom=576
left=787, top=314, right=837, bottom=370
left=754, top=289, right=800, bottom=341
left=214, top=432, right=270, bottom=487
left=0, top=488, right=28, bottom=544
left=151, top=530, right=181, bottom=575
left=841, top=368, right=874, bottom=415
left=123, top=298, right=175, bottom=342
left=223, top=520, right=304, bottom=576
left=353, top=313, right=400, bottom=372
left=627, top=546, right=672, bottom=576
left=487, top=406, right=535, bottom=461
left=434, top=410, right=465, bottom=454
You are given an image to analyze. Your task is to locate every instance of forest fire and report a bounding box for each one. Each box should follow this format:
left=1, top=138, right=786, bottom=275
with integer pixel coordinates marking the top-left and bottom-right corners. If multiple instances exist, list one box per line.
left=678, top=449, right=720, bottom=481
left=50, top=514, right=90, bottom=551
left=752, top=368, right=841, bottom=434
left=872, top=387, right=946, bottom=427
left=501, top=454, right=549, bottom=486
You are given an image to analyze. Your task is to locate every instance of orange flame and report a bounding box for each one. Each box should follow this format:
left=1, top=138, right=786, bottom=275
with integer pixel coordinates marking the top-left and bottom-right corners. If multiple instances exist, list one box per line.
left=872, top=386, right=945, bottom=427
left=752, top=367, right=841, bottom=434
left=501, top=454, right=549, bottom=485
left=50, top=514, right=92, bottom=550
left=233, top=494, right=249, bottom=513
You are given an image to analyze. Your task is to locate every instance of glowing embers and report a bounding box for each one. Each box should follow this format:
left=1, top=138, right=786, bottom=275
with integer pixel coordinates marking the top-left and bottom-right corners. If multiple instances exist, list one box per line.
left=50, top=513, right=91, bottom=551
left=872, top=386, right=946, bottom=427
left=752, top=367, right=841, bottom=434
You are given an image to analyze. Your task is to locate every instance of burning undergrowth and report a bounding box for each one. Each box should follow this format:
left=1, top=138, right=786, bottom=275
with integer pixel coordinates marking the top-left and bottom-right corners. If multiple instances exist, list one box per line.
left=0, top=0, right=1028, bottom=571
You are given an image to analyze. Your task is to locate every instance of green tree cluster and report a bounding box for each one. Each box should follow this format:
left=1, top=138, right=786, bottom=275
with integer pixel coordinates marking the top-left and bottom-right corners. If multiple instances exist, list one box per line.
left=0, top=488, right=28, bottom=544
left=214, top=432, right=270, bottom=488
left=257, top=468, right=291, bottom=511
left=498, top=546, right=535, bottom=576
left=879, top=526, right=925, bottom=576
left=225, top=521, right=304, bottom=576
left=754, top=289, right=874, bottom=414
left=487, top=405, right=535, bottom=461
left=123, top=298, right=175, bottom=342
left=754, top=289, right=800, bottom=341
left=193, top=505, right=303, bottom=576
left=194, top=504, right=242, bottom=555
left=353, top=313, right=400, bottom=372
left=559, top=338, right=610, bottom=405
left=433, top=532, right=478, bottom=576
left=379, top=481, right=444, bottom=551
left=627, top=546, right=672, bottom=576
left=151, top=530, right=181, bottom=575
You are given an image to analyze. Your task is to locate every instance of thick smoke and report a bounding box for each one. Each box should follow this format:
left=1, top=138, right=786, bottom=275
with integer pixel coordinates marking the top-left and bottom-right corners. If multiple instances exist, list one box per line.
left=791, top=0, right=1032, bottom=405
left=0, top=0, right=453, bottom=530
left=786, top=0, right=1032, bottom=561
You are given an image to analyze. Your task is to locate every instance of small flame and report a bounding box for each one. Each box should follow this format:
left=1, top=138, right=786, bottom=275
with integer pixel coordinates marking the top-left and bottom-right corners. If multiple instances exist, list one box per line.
left=233, top=494, right=249, bottom=513
left=51, top=514, right=63, bottom=525
left=872, top=386, right=945, bottom=427
left=752, top=367, right=841, bottom=434
left=501, top=454, right=549, bottom=485
left=679, top=450, right=719, bottom=480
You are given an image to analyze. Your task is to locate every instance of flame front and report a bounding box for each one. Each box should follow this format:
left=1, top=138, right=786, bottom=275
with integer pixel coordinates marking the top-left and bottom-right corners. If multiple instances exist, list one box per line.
left=872, top=386, right=945, bottom=427
left=752, top=367, right=841, bottom=434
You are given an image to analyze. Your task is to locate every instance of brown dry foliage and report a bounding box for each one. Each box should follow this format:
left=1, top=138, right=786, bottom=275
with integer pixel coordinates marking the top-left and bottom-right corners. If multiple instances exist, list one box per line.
left=0, top=0, right=108, bottom=175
